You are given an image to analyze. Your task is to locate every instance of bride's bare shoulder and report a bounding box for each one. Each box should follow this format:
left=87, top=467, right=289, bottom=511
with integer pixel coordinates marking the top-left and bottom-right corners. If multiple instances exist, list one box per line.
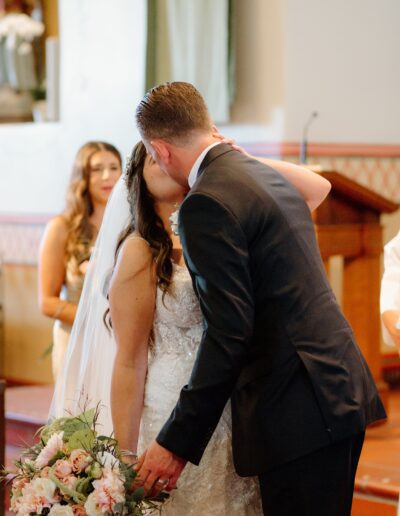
left=115, top=233, right=154, bottom=278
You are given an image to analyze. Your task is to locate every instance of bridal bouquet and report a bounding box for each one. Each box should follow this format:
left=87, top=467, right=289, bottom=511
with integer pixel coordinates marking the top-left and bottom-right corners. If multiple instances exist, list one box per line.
left=1, top=408, right=167, bottom=515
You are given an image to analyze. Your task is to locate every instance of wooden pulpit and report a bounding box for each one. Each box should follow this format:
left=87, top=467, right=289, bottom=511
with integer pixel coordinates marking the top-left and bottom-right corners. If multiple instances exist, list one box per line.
left=313, top=171, right=398, bottom=406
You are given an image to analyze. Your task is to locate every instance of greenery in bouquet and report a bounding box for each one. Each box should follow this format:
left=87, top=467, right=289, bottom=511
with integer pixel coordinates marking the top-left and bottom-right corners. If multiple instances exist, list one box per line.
left=1, top=407, right=168, bottom=515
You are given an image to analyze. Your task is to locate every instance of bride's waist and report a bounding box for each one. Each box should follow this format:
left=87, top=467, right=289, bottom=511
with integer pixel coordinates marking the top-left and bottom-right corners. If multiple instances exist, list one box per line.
left=151, top=328, right=203, bottom=357
left=145, top=359, right=194, bottom=395
left=153, top=318, right=203, bottom=332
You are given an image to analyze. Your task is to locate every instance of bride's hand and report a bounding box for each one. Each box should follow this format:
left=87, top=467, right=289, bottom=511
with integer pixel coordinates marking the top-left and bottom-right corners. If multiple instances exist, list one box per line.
left=212, top=125, right=251, bottom=157
left=134, top=441, right=186, bottom=495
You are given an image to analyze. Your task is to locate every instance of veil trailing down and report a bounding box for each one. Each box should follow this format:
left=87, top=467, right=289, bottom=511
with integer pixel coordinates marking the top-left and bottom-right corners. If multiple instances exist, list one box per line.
left=49, top=176, right=131, bottom=435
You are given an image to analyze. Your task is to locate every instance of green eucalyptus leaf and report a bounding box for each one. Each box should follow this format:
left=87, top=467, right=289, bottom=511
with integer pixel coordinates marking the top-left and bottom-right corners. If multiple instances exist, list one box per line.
left=131, top=486, right=145, bottom=502
left=67, top=429, right=96, bottom=452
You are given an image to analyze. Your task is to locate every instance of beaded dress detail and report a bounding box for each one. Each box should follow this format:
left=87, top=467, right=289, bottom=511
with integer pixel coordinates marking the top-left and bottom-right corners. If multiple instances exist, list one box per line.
left=138, top=264, right=262, bottom=515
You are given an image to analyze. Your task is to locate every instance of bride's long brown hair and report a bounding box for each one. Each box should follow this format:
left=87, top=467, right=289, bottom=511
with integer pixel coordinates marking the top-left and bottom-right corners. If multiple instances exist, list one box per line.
left=104, top=142, right=175, bottom=329
left=116, top=141, right=174, bottom=294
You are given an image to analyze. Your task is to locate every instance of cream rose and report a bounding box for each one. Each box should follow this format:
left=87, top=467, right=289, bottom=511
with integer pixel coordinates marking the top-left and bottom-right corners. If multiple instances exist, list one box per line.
left=83, top=493, right=103, bottom=516
left=48, top=504, right=74, bottom=515
left=30, top=477, right=58, bottom=503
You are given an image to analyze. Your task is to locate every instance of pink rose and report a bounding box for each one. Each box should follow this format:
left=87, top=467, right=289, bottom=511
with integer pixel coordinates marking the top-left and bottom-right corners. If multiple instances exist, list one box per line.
left=40, top=466, right=52, bottom=478
left=61, top=474, right=78, bottom=490
left=53, top=459, right=73, bottom=479
left=72, top=504, right=88, bottom=515
left=84, top=469, right=125, bottom=515
left=11, top=476, right=29, bottom=493
left=70, top=449, right=92, bottom=474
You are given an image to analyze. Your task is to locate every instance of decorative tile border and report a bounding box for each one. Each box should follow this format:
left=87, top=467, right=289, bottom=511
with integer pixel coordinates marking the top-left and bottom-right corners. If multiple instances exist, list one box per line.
left=0, top=215, right=50, bottom=266
left=300, top=156, right=400, bottom=204
left=244, top=142, right=400, bottom=203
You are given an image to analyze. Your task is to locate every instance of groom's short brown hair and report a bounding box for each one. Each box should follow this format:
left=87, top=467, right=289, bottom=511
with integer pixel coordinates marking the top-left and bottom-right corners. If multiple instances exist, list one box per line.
left=136, top=82, right=213, bottom=143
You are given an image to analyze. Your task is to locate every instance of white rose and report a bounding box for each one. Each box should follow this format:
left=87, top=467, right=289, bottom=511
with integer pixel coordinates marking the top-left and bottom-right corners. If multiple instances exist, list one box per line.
left=31, top=477, right=57, bottom=503
left=96, top=451, right=119, bottom=471
left=48, top=504, right=74, bottom=515
left=84, top=493, right=103, bottom=516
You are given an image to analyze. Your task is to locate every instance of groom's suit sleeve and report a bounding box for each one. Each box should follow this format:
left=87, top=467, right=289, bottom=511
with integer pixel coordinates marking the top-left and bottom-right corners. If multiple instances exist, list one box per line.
left=156, top=191, right=255, bottom=465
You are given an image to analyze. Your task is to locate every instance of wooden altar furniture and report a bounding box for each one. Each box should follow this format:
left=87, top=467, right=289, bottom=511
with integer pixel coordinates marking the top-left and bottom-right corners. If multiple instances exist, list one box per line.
left=313, top=171, right=398, bottom=402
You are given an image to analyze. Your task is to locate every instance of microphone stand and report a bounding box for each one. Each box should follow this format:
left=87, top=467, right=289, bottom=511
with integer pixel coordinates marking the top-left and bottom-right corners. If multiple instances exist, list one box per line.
left=300, top=111, right=318, bottom=164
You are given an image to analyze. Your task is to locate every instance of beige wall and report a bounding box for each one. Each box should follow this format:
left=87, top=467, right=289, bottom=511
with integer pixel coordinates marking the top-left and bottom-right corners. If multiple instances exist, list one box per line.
left=1, top=0, right=399, bottom=213
left=0, top=0, right=147, bottom=215
left=3, top=266, right=53, bottom=383
left=284, top=0, right=400, bottom=143
left=225, top=0, right=400, bottom=145
left=231, top=0, right=285, bottom=125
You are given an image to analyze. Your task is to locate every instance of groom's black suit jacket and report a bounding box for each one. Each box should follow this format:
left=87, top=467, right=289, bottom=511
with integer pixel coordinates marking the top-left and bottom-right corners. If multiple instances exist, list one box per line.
left=157, top=144, right=386, bottom=476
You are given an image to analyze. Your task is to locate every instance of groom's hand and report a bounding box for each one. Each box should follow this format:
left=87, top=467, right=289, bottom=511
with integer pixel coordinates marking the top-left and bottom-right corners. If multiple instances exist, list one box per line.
left=134, top=440, right=187, bottom=494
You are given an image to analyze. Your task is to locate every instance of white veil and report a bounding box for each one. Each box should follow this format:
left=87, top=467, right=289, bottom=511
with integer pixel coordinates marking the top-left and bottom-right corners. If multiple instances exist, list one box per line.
left=49, top=175, right=131, bottom=435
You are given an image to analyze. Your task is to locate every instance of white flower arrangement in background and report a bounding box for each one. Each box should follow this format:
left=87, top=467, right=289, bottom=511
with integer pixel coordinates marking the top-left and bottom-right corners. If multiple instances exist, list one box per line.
left=0, top=13, right=44, bottom=91
left=0, top=14, right=44, bottom=41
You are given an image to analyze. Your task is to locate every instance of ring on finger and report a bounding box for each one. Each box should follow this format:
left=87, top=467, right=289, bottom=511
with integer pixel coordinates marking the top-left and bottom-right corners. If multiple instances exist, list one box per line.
left=155, top=478, right=169, bottom=487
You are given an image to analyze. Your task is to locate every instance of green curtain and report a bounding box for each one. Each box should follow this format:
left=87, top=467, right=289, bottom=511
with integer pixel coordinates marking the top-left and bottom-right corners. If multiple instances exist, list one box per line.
left=145, top=0, right=235, bottom=123
left=145, top=0, right=158, bottom=92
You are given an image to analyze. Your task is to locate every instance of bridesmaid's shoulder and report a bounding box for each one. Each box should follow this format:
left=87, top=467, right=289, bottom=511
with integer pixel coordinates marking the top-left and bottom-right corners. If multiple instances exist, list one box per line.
left=42, top=214, right=68, bottom=246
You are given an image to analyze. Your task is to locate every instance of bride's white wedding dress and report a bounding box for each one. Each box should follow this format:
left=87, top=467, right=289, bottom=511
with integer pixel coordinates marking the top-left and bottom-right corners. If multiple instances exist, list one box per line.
left=50, top=178, right=262, bottom=514
left=140, top=263, right=263, bottom=515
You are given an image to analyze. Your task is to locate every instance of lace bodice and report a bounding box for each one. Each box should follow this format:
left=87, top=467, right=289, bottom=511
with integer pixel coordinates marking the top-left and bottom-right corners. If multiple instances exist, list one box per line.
left=139, top=265, right=262, bottom=515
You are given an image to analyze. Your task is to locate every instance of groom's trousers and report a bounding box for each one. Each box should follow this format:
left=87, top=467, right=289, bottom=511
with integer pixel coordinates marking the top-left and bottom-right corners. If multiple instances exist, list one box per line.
left=258, top=431, right=365, bottom=516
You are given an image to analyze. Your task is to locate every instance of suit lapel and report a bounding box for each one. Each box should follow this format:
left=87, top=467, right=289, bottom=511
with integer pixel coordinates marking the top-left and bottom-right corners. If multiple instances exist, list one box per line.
left=181, top=143, right=234, bottom=299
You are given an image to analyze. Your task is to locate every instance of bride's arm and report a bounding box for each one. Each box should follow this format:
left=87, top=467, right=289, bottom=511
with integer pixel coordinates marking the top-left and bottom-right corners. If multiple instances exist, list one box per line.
left=109, top=237, right=156, bottom=458
left=211, top=128, right=331, bottom=212
left=253, top=157, right=331, bottom=212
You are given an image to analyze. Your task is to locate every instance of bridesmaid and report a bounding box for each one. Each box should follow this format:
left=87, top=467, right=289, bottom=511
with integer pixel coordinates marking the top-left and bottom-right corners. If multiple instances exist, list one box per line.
left=38, top=141, right=122, bottom=380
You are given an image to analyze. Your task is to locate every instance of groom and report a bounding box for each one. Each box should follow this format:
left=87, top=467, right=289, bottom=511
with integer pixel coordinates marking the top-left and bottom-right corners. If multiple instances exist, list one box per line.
left=134, top=82, right=386, bottom=515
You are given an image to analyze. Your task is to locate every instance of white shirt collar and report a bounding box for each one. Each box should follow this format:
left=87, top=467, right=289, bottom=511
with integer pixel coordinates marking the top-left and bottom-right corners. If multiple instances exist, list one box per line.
left=188, top=142, right=221, bottom=188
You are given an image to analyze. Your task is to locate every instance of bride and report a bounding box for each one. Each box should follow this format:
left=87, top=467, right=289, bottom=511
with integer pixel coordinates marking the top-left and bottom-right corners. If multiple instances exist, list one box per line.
left=50, top=138, right=330, bottom=514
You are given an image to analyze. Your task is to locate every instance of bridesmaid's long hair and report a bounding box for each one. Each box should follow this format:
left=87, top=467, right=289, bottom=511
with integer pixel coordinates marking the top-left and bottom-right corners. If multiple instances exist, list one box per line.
left=116, top=141, right=174, bottom=295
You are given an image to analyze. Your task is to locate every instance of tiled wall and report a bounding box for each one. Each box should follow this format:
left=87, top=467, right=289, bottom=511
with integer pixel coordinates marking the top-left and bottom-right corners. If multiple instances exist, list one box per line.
left=297, top=155, right=400, bottom=204
left=0, top=220, right=46, bottom=266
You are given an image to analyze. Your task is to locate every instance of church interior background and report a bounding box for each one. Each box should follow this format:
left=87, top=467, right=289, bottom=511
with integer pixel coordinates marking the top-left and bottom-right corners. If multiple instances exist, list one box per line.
left=0, top=1, right=400, bottom=514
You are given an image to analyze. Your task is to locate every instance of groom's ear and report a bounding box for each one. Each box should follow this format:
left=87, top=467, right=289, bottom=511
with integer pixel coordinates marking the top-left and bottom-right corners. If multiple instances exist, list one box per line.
left=151, top=139, right=172, bottom=164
